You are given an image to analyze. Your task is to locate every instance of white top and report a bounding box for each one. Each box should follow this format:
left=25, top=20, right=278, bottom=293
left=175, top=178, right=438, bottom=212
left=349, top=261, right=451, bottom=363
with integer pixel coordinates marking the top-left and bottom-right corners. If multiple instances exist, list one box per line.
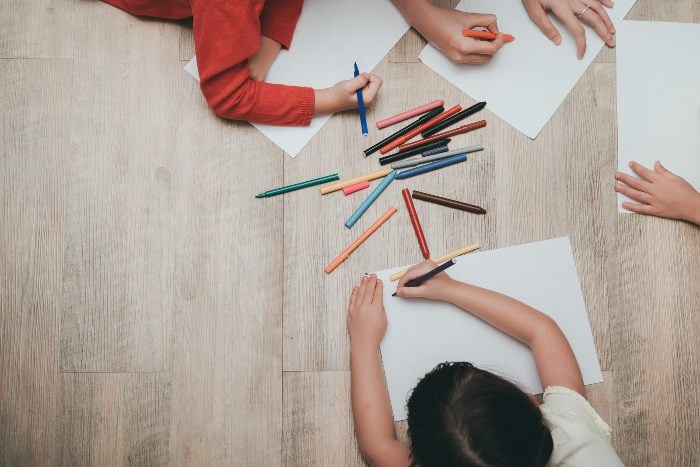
left=540, top=386, right=625, bottom=466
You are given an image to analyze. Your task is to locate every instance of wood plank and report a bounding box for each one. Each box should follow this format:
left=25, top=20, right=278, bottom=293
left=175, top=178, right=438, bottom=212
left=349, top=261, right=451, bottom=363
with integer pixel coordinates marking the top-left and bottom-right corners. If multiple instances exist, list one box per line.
left=60, top=1, right=181, bottom=372
left=165, top=61, right=284, bottom=466
left=283, top=371, right=363, bottom=466
left=179, top=22, right=194, bottom=62
left=0, top=0, right=73, bottom=58
left=613, top=217, right=700, bottom=466
left=0, top=58, right=70, bottom=466
left=59, top=372, right=171, bottom=466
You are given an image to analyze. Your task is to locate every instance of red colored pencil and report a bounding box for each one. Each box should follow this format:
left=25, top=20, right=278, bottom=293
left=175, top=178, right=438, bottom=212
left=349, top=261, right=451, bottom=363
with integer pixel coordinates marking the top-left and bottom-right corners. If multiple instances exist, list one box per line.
left=379, top=105, right=462, bottom=155
left=397, top=120, right=487, bottom=152
left=402, top=188, right=430, bottom=259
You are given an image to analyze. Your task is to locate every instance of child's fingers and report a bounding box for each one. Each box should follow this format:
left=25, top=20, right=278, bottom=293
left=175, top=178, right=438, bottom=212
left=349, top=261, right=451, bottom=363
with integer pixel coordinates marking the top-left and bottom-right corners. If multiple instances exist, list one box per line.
left=396, top=284, right=428, bottom=298
left=614, top=172, right=651, bottom=193
left=348, top=74, right=369, bottom=91
left=456, top=53, right=494, bottom=65
left=356, top=275, right=369, bottom=304
left=559, top=10, right=587, bottom=59
left=361, top=74, right=383, bottom=105
left=372, top=278, right=383, bottom=304
left=361, top=275, right=377, bottom=305
left=628, top=161, right=658, bottom=182
left=466, top=13, right=499, bottom=33
left=398, top=261, right=437, bottom=288
left=465, top=36, right=504, bottom=55
left=622, top=201, right=656, bottom=216
left=349, top=285, right=359, bottom=310
left=654, top=160, right=669, bottom=175
left=614, top=181, right=652, bottom=204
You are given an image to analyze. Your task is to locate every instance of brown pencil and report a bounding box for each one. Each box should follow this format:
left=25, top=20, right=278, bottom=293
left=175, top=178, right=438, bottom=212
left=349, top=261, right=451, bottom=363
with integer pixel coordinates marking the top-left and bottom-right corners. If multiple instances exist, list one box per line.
left=412, top=190, right=486, bottom=214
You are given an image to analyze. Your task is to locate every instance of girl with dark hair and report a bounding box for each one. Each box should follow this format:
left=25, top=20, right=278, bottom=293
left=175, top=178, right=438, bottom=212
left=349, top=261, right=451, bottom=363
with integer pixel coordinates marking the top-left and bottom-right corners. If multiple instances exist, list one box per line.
left=347, top=265, right=623, bottom=467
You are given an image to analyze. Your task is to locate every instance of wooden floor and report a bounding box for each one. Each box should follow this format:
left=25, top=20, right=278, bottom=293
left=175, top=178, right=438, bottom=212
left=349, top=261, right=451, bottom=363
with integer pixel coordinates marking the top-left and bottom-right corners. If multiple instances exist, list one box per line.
left=1, top=1, right=699, bottom=465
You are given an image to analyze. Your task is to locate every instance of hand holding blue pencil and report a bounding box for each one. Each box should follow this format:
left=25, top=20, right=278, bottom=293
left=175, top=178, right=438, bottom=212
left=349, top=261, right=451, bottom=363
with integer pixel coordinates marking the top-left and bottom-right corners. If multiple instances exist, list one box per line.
left=354, top=62, right=369, bottom=136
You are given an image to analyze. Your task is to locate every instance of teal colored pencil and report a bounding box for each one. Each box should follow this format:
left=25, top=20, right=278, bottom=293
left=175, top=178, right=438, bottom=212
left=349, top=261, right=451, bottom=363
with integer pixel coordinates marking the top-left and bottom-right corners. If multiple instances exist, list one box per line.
left=255, top=173, right=339, bottom=198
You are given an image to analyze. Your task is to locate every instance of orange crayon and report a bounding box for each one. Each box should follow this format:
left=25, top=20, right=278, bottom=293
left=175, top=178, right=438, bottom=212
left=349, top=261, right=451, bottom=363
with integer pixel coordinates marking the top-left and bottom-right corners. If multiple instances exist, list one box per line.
left=463, top=29, right=515, bottom=42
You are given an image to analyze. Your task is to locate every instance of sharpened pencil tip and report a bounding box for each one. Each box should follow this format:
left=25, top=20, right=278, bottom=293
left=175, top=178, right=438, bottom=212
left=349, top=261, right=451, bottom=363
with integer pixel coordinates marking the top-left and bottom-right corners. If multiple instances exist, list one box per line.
left=255, top=194, right=264, bottom=198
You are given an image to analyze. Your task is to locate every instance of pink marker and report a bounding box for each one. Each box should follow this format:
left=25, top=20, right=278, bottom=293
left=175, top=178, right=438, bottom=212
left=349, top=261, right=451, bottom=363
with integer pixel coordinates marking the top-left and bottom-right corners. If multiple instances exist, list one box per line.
left=376, top=99, right=445, bottom=130
left=342, top=181, right=370, bottom=196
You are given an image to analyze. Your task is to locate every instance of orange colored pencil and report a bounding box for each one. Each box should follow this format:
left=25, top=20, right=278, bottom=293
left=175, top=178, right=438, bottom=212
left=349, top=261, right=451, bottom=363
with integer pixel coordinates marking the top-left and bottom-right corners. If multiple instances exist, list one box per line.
left=379, top=105, right=462, bottom=155
left=325, top=206, right=398, bottom=273
left=463, top=29, right=515, bottom=42
left=397, top=120, right=487, bottom=152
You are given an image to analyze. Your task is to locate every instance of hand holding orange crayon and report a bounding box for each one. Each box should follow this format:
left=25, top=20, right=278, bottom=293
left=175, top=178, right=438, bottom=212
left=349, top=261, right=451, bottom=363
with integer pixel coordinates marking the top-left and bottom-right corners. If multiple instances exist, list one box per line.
left=463, top=29, right=515, bottom=42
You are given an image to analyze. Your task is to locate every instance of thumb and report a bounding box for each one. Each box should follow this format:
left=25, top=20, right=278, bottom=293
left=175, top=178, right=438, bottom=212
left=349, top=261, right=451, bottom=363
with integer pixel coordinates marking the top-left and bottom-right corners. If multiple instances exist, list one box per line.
left=349, top=74, right=369, bottom=91
left=654, top=160, right=668, bottom=174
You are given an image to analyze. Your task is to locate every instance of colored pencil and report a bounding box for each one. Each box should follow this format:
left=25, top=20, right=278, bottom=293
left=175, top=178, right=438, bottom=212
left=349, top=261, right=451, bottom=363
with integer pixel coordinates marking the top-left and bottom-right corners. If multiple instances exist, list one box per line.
left=462, top=29, right=515, bottom=42
left=377, top=100, right=445, bottom=129
left=379, top=104, right=463, bottom=154
left=363, top=107, right=444, bottom=157
left=412, top=190, right=487, bottom=214
left=400, top=120, right=487, bottom=152
left=345, top=171, right=396, bottom=228
left=422, top=102, right=487, bottom=137
left=256, top=173, right=339, bottom=198
left=388, top=243, right=480, bottom=281
left=392, top=259, right=456, bottom=296
left=320, top=168, right=392, bottom=195
left=343, top=181, right=370, bottom=195
left=421, top=144, right=449, bottom=157
left=391, top=145, right=483, bottom=170
left=326, top=206, right=398, bottom=273
left=354, top=62, right=368, bottom=136
left=395, top=154, right=467, bottom=180
left=402, top=188, right=430, bottom=259
left=378, top=139, right=451, bottom=166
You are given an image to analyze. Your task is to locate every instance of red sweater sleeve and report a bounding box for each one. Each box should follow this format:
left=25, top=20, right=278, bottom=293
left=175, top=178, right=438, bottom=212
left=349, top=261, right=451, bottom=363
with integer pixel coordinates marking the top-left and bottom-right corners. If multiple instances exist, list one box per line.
left=259, top=0, right=303, bottom=49
left=191, top=0, right=314, bottom=126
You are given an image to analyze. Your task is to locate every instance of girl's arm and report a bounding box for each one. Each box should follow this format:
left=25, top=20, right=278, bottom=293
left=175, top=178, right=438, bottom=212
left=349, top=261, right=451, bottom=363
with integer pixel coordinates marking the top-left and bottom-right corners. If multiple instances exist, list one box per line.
left=190, top=0, right=382, bottom=125
left=348, top=275, right=411, bottom=467
left=396, top=263, right=586, bottom=396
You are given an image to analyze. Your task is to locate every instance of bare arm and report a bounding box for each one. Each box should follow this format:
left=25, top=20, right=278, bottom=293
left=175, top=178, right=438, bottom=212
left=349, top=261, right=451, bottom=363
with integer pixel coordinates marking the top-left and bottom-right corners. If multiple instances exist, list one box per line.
left=397, top=263, right=586, bottom=396
left=348, top=275, right=411, bottom=467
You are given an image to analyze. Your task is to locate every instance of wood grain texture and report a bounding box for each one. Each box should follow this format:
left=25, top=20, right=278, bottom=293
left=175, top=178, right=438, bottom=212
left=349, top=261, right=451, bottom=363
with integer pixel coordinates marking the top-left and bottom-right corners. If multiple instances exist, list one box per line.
left=1, top=1, right=699, bottom=466
left=165, top=53, right=284, bottom=466
left=60, top=1, right=181, bottom=372
left=283, top=371, right=363, bottom=466
left=0, top=58, right=70, bottom=467
left=59, top=372, right=171, bottom=466
left=0, top=0, right=73, bottom=58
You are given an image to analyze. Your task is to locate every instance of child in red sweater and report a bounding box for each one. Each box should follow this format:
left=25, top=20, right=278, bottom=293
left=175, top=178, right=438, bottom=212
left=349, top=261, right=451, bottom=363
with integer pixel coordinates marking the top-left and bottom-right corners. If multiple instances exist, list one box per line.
left=101, top=0, right=382, bottom=126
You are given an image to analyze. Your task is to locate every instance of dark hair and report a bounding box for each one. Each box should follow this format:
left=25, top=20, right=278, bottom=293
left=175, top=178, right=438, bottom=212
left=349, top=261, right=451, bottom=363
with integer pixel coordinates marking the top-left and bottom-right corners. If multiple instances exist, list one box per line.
left=406, top=362, right=553, bottom=467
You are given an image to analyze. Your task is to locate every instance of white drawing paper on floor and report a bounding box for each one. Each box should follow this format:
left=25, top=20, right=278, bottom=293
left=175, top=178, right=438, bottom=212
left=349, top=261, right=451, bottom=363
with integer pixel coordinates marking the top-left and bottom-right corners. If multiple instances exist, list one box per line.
left=616, top=20, right=700, bottom=212
left=185, top=0, right=409, bottom=158
left=419, top=0, right=637, bottom=139
left=374, top=237, right=603, bottom=421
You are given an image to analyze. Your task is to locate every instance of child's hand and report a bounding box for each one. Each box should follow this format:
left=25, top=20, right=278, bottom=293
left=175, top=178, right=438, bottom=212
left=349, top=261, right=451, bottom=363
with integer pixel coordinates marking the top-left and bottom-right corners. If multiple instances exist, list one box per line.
left=395, top=261, right=455, bottom=300
left=615, top=161, right=700, bottom=224
left=347, top=274, right=387, bottom=348
left=416, top=5, right=505, bottom=64
left=314, top=73, right=383, bottom=115
left=248, top=36, right=282, bottom=81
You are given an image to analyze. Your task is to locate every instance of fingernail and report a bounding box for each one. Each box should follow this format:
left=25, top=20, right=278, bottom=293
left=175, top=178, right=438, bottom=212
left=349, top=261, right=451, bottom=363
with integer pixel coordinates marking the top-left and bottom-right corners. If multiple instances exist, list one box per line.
left=553, top=36, right=561, bottom=45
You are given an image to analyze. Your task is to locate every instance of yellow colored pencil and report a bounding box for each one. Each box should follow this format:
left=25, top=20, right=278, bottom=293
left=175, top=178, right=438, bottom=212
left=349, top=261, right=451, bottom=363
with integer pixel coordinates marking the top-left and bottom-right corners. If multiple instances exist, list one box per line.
left=388, top=243, right=480, bottom=281
left=320, top=168, right=392, bottom=195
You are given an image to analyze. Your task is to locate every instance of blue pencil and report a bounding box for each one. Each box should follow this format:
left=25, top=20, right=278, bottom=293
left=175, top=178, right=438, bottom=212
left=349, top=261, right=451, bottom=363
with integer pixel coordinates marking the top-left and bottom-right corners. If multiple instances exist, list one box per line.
left=354, top=62, right=368, bottom=136
left=395, top=154, right=467, bottom=180
left=345, top=171, right=396, bottom=228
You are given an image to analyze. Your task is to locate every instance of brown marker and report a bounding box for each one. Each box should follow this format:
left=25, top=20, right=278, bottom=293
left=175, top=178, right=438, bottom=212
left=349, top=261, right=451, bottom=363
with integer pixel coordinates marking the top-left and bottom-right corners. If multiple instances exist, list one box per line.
left=412, top=190, right=486, bottom=215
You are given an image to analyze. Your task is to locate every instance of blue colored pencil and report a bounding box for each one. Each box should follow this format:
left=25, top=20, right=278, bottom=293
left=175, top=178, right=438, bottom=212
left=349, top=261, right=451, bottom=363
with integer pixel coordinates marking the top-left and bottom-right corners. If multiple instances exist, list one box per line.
left=395, top=154, right=467, bottom=180
left=354, top=62, right=368, bottom=136
left=345, top=171, right=396, bottom=228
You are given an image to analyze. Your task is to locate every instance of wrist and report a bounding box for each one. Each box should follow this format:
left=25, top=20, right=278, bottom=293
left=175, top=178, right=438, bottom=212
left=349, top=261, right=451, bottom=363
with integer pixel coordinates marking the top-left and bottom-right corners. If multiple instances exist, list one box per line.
left=350, top=338, right=381, bottom=356
left=683, top=193, right=700, bottom=224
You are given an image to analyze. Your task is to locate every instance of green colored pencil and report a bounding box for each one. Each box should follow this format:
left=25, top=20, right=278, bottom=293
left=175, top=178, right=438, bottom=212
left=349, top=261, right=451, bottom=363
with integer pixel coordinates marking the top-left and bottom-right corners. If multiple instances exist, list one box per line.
left=255, top=173, right=340, bottom=198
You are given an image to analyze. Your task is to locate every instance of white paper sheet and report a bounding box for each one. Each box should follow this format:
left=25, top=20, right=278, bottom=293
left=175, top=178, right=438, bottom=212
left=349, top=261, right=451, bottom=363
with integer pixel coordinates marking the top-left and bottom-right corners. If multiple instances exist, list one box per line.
left=419, top=0, right=637, bottom=138
left=616, top=20, right=700, bottom=212
left=185, top=0, right=409, bottom=158
left=375, top=237, right=602, bottom=421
